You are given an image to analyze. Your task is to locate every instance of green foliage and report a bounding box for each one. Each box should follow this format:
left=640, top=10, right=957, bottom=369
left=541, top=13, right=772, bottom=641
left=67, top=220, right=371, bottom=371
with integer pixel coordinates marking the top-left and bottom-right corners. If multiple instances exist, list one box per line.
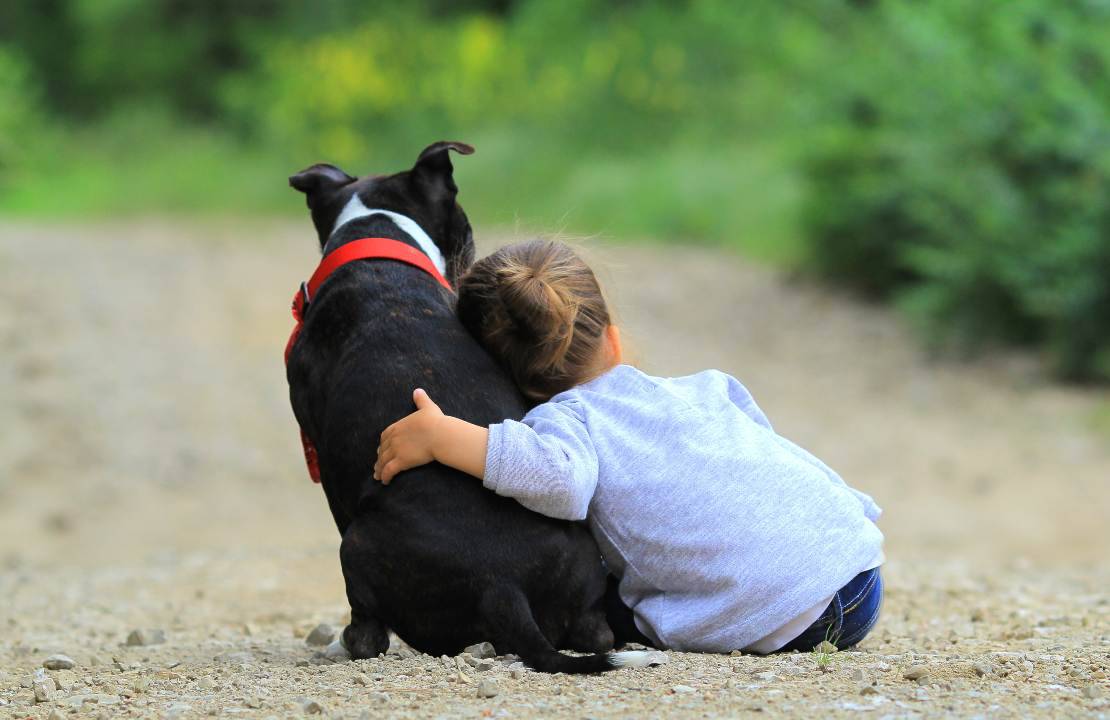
left=0, top=0, right=1107, bottom=379
left=802, top=1, right=1110, bottom=381
left=0, top=46, right=44, bottom=181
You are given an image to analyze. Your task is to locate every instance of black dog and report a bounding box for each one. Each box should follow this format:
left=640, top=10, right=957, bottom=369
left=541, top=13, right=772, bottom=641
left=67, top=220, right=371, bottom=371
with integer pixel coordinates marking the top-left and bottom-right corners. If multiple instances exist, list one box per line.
left=286, top=142, right=655, bottom=673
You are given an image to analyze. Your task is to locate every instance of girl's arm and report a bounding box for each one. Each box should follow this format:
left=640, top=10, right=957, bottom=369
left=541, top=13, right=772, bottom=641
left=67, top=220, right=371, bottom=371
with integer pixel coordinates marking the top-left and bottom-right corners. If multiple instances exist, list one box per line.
left=375, top=389, right=488, bottom=482
left=374, top=389, right=600, bottom=521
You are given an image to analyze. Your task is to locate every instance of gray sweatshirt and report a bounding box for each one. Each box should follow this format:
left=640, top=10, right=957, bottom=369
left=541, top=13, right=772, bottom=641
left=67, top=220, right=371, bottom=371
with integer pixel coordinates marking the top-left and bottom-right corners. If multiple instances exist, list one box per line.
left=483, top=364, right=884, bottom=652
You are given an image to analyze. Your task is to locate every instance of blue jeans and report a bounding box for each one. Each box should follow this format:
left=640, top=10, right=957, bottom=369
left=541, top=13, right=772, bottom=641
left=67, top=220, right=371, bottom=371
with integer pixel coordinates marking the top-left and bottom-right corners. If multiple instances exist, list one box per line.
left=778, top=567, right=883, bottom=652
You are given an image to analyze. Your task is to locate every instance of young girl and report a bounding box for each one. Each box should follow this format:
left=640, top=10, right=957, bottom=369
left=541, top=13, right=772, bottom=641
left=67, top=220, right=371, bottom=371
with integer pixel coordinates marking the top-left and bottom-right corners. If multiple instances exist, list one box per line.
left=373, top=240, right=884, bottom=654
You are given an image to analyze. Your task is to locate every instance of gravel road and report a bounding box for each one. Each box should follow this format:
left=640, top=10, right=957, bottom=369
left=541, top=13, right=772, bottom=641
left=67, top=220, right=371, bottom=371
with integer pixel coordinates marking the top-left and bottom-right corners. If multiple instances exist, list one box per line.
left=1, top=220, right=1107, bottom=718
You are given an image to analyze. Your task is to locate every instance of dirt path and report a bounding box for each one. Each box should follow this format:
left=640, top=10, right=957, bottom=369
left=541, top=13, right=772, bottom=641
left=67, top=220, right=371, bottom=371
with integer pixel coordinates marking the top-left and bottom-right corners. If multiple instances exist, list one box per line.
left=1, top=220, right=1107, bottom=718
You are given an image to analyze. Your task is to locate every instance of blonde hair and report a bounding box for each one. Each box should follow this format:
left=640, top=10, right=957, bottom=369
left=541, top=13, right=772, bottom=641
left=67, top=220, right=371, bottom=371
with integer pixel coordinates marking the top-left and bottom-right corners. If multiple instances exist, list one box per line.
left=457, top=239, right=612, bottom=402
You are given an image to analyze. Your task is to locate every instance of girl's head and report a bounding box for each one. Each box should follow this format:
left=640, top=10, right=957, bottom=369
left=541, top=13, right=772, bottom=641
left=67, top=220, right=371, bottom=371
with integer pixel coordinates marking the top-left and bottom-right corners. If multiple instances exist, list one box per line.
left=457, top=239, right=619, bottom=403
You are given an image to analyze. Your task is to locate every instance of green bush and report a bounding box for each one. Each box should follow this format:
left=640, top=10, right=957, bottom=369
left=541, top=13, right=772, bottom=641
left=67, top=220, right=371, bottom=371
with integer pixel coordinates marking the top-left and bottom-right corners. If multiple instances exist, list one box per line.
left=802, top=1, right=1110, bottom=381
left=0, top=45, right=43, bottom=184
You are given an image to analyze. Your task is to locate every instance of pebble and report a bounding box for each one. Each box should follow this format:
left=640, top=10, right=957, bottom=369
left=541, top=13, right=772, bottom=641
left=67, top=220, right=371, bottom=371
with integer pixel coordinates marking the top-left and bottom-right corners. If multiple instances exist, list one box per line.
left=511, top=667, right=526, bottom=680
left=305, top=624, right=335, bottom=646
left=353, top=673, right=371, bottom=686
left=477, top=678, right=499, bottom=698
left=32, top=669, right=56, bottom=703
left=671, top=684, right=696, bottom=694
left=814, top=640, right=838, bottom=654
left=52, top=670, right=79, bottom=691
left=474, top=659, right=495, bottom=672
left=126, top=628, right=165, bottom=646
left=42, top=654, right=76, bottom=670
left=299, top=697, right=325, bottom=714
left=372, top=691, right=390, bottom=703
left=48, top=710, right=65, bottom=720
left=198, top=677, right=216, bottom=690
left=1084, top=685, right=1101, bottom=699
left=753, top=671, right=777, bottom=682
left=164, top=702, right=192, bottom=719
left=860, top=684, right=880, bottom=696
left=903, top=665, right=930, bottom=681
left=464, top=642, right=497, bottom=659
left=974, top=662, right=995, bottom=677
left=323, top=639, right=350, bottom=661
left=850, top=668, right=867, bottom=682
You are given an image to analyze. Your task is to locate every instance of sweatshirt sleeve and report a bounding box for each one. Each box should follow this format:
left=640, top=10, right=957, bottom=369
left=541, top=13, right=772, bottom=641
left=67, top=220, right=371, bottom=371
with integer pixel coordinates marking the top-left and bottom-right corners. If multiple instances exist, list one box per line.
left=483, top=399, right=599, bottom=521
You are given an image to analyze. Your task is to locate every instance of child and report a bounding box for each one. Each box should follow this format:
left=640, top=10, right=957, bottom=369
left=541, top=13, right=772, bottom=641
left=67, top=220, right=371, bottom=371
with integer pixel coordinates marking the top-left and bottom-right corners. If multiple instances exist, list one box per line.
left=374, top=239, right=884, bottom=654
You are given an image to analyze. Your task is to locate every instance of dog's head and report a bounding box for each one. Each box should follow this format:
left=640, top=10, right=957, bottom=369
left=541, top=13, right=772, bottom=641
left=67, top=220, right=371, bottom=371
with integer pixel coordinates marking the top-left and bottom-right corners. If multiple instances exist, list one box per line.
left=289, top=141, right=476, bottom=283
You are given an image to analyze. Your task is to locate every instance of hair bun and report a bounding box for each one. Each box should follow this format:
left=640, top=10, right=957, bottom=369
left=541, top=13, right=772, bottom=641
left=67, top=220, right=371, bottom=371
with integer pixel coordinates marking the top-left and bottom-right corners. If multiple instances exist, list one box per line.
left=456, top=239, right=611, bottom=402
left=496, top=261, right=578, bottom=359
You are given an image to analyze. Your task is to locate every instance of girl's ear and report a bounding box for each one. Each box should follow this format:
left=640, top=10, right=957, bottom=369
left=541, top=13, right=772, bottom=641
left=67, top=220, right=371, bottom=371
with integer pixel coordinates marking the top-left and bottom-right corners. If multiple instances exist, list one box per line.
left=606, top=325, right=623, bottom=366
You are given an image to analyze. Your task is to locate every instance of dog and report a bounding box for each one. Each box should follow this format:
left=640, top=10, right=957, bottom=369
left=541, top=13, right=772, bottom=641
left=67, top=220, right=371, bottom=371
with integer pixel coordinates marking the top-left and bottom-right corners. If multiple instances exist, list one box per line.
left=286, top=141, right=658, bottom=673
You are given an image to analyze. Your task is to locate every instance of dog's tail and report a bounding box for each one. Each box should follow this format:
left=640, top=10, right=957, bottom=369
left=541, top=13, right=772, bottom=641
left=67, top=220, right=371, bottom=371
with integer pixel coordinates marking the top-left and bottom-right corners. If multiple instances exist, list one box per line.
left=483, top=585, right=665, bottom=674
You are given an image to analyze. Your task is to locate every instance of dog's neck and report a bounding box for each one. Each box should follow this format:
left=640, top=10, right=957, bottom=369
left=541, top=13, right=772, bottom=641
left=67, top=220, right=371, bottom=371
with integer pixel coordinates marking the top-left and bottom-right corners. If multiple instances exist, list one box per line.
left=330, top=194, right=447, bottom=276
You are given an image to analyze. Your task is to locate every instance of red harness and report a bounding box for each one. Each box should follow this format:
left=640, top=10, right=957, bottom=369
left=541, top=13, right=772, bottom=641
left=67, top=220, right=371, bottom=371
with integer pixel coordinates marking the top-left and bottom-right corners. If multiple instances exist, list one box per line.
left=285, top=237, right=453, bottom=483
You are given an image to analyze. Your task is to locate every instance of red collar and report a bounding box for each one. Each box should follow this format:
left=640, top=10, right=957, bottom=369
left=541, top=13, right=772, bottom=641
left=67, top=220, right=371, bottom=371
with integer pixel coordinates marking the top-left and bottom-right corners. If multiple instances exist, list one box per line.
left=292, top=236, right=452, bottom=322
left=284, top=236, right=452, bottom=484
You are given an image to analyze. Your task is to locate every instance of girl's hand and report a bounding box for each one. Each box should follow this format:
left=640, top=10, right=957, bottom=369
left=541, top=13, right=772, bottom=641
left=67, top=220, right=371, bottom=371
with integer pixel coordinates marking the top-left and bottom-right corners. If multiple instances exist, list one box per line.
left=375, top=389, right=444, bottom=484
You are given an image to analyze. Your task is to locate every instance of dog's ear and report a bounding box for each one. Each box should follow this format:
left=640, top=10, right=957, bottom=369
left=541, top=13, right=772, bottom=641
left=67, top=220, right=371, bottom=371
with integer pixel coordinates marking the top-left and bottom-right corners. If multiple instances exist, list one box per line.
left=289, top=163, right=356, bottom=197
left=411, top=141, right=474, bottom=197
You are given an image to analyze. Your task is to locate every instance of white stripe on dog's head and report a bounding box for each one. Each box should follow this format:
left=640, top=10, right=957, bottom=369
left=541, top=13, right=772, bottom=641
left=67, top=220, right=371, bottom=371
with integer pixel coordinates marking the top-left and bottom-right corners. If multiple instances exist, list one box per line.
left=331, top=193, right=447, bottom=276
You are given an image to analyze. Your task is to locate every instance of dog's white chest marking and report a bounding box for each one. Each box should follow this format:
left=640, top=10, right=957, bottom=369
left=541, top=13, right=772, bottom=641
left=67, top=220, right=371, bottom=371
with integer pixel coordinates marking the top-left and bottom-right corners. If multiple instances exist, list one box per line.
left=331, top=194, right=447, bottom=277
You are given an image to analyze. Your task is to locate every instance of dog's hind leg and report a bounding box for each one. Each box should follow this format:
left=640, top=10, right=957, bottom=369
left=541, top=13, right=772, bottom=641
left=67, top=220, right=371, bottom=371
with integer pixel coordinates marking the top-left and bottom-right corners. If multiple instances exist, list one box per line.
left=338, top=519, right=389, bottom=659
left=563, top=607, right=615, bottom=654
left=477, top=584, right=670, bottom=674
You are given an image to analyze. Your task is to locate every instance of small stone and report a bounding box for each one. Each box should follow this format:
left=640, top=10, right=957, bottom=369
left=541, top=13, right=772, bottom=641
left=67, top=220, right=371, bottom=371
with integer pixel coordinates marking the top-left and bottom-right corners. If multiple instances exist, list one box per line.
left=850, top=668, right=866, bottom=682
left=323, top=638, right=350, bottom=661
left=753, top=671, right=777, bottom=682
left=903, top=665, right=929, bottom=681
left=32, top=669, right=56, bottom=703
left=671, top=684, right=696, bottom=694
left=353, top=673, right=371, bottom=686
left=48, top=710, right=65, bottom=720
left=511, top=667, right=525, bottom=680
left=372, top=691, right=390, bottom=703
left=1084, top=685, right=1101, bottom=699
left=814, top=640, right=838, bottom=654
left=464, top=642, right=497, bottom=659
left=244, top=696, right=262, bottom=709
left=126, top=629, right=165, bottom=646
left=43, top=654, right=76, bottom=670
left=52, top=670, right=79, bottom=691
left=304, top=624, right=335, bottom=647
left=476, top=678, right=499, bottom=698
left=474, top=659, right=495, bottom=672
left=165, top=702, right=191, bottom=719
left=299, top=697, right=325, bottom=714
left=974, top=662, right=994, bottom=677
left=860, top=684, right=880, bottom=696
